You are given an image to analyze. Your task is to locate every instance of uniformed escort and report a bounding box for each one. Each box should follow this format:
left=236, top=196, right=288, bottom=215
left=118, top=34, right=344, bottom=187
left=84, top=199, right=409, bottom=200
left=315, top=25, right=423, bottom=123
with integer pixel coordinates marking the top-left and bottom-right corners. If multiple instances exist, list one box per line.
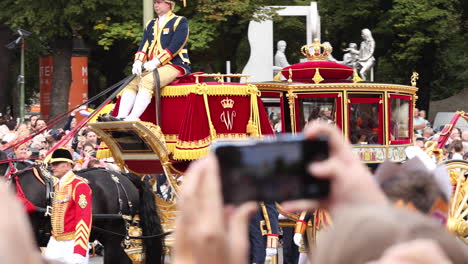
left=249, top=201, right=280, bottom=264
left=293, top=209, right=331, bottom=264
left=44, top=148, right=92, bottom=264
left=293, top=211, right=312, bottom=264
left=116, top=0, right=191, bottom=121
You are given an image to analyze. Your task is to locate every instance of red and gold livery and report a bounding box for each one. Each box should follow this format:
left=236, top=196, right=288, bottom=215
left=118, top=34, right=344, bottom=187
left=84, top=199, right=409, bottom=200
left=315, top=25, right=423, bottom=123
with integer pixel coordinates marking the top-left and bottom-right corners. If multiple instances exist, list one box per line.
left=51, top=171, right=92, bottom=257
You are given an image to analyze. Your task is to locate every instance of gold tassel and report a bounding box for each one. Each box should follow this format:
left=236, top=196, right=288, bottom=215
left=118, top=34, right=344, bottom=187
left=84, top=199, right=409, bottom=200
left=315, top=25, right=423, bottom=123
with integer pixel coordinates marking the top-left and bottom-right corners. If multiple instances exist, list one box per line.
left=247, top=120, right=259, bottom=137
left=273, top=72, right=282, bottom=82
left=352, top=69, right=363, bottom=83
left=312, top=68, right=324, bottom=84
left=210, top=124, right=217, bottom=140
left=246, top=84, right=262, bottom=137
left=96, top=142, right=113, bottom=160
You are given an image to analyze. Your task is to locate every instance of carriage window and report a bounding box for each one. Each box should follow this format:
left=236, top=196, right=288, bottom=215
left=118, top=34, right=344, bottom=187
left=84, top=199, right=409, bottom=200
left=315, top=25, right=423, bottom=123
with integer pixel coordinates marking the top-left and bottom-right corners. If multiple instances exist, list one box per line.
left=389, top=96, right=410, bottom=141
left=349, top=97, right=382, bottom=145
left=262, top=98, right=282, bottom=134
left=298, top=97, right=336, bottom=129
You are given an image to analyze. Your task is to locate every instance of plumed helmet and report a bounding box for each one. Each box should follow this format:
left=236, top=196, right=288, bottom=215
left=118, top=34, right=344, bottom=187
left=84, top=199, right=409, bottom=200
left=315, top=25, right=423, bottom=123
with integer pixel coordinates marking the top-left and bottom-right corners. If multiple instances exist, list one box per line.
left=50, top=148, right=74, bottom=164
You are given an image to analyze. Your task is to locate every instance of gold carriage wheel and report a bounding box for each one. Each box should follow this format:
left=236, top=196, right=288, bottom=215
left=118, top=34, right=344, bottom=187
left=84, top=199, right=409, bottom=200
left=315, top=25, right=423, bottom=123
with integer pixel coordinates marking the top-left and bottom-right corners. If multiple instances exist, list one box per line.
left=444, top=160, right=468, bottom=244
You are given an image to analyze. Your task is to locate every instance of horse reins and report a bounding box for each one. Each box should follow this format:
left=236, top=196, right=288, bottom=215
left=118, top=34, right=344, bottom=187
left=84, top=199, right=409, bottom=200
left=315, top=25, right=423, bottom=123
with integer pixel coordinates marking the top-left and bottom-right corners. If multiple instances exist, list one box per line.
left=1, top=74, right=133, bottom=153
left=92, top=226, right=172, bottom=239
left=109, top=173, right=134, bottom=216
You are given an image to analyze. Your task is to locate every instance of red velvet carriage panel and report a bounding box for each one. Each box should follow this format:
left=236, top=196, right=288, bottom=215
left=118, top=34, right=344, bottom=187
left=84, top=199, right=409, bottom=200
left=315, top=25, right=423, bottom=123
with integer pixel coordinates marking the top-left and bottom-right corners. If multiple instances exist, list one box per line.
left=113, top=82, right=274, bottom=161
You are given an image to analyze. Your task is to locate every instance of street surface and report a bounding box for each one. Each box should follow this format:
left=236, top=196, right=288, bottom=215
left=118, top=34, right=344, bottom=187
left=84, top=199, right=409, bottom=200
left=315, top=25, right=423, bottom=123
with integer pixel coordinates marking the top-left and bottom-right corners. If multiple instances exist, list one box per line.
left=89, top=256, right=103, bottom=263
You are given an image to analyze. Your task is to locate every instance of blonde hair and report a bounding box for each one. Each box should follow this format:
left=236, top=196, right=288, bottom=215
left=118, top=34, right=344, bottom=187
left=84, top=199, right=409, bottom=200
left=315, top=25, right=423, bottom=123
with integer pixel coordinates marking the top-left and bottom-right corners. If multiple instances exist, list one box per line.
left=311, top=205, right=468, bottom=264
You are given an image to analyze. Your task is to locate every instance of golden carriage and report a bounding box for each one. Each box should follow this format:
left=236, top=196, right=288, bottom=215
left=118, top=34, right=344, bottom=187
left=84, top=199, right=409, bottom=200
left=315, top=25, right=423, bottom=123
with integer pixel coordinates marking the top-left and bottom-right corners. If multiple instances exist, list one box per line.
left=88, top=41, right=468, bottom=256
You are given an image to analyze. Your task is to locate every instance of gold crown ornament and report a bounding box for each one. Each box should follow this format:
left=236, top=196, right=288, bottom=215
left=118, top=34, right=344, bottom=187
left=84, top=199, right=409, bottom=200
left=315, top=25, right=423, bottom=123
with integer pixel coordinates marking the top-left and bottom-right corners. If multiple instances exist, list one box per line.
left=221, top=97, right=235, bottom=109
left=301, top=39, right=333, bottom=61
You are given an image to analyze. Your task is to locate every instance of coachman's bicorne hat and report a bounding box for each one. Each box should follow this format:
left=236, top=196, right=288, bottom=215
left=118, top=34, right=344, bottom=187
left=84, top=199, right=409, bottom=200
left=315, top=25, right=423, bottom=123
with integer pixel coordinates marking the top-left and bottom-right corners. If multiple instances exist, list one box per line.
left=162, top=0, right=187, bottom=7
left=50, top=148, right=74, bottom=164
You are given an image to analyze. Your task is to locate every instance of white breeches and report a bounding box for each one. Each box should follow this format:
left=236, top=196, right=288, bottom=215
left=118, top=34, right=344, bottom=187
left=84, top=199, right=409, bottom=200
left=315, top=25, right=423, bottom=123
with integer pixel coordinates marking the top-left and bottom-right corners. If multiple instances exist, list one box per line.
left=44, top=237, right=89, bottom=264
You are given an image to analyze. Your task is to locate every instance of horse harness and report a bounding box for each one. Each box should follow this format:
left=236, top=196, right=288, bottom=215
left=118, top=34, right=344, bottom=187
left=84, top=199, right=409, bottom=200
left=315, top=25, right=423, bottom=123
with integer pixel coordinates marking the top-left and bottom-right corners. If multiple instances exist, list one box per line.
left=3, top=157, right=21, bottom=182
left=109, top=173, right=134, bottom=216
left=36, top=165, right=57, bottom=217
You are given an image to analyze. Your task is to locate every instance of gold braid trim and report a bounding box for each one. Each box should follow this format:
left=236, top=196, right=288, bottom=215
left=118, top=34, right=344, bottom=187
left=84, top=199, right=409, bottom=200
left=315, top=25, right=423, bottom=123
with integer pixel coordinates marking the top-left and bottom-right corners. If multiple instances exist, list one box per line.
left=54, top=232, right=75, bottom=241
left=172, top=134, right=252, bottom=160
left=32, top=167, right=45, bottom=185
left=166, top=142, right=176, bottom=154
left=286, top=67, right=353, bottom=72
left=161, top=83, right=255, bottom=97
left=75, top=219, right=91, bottom=251
left=173, top=146, right=209, bottom=161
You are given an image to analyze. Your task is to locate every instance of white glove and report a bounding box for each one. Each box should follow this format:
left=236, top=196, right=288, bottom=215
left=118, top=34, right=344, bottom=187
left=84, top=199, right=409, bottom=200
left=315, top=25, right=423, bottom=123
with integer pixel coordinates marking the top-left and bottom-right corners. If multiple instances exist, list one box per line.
left=71, top=253, right=86, bottom=264
left=132, top=60, right=143, bottom=76
left=265, top=247, right=277, bottom=257
left=143, top=59, right=160, bottom=72
left=293, top=233, right=303, bottom=247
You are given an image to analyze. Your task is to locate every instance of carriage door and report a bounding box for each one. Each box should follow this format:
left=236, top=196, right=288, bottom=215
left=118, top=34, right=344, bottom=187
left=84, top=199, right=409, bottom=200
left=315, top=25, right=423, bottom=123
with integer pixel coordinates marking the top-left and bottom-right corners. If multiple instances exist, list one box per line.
left=347, top=94, right=384, bottom=145
left=296, top=93, right=343, bottom=132
left=261, top=92, right=285, bottom=134
left=388, top=94, right=412, bottom=144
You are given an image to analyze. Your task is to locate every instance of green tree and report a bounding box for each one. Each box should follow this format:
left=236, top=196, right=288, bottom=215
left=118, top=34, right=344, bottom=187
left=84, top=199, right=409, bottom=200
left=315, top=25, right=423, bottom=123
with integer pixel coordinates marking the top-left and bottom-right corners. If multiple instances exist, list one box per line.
left=94, top=1, right=281, bottom=74
left=0, top=0, right=142, bottom=121
left=317, top=0, right=466, bottom=111
left=380, top=0, right=465, bottom=110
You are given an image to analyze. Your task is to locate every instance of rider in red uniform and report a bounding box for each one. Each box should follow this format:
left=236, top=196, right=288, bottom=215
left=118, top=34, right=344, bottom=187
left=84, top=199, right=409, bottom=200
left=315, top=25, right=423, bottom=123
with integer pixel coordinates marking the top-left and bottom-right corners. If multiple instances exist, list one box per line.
left=44, top=148, right=92, bottom=264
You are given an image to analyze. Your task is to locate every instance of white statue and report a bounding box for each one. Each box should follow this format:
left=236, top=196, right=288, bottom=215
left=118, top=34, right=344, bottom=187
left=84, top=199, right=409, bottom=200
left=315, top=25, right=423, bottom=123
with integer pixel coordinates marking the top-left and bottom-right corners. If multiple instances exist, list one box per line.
left=341, top=42, right=359, bottom=68
left=323, top=41, right=339, bottom=63
left=357, top=28, right=375, bottom=81
left=273, top=40, right=290, bottom=75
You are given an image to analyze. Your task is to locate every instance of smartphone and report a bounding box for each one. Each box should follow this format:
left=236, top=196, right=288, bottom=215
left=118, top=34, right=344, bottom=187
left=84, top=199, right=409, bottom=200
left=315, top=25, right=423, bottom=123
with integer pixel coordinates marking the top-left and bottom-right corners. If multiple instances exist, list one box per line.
left=213, top=134, right=330, bottom=204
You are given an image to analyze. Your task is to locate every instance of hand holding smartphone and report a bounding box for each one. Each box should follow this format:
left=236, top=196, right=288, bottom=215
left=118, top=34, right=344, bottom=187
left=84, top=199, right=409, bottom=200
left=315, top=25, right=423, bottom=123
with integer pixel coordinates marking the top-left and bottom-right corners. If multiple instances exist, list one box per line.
left=213, top=134, right=330, bottom=204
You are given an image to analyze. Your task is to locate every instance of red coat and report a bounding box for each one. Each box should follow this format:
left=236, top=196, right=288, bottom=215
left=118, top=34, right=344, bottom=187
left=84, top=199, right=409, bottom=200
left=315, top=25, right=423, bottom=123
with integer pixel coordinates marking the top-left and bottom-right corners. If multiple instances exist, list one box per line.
left=51, top=171, right=92, bottom=257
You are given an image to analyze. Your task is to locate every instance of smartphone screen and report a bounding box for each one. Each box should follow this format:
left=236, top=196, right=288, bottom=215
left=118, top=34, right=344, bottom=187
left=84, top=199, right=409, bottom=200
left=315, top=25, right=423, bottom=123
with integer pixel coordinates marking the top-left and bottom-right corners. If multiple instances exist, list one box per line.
left=214, top=135, right=330, bottom=204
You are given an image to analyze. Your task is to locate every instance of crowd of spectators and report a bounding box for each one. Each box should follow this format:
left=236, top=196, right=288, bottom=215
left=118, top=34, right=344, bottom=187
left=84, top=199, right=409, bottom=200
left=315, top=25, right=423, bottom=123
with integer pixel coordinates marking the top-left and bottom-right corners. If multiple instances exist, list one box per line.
left=1, top=109, right=467, bottom=264
left=172, top=123, right=468, bottom=264
left=0, top=116, right=466, bottom=263
left=0, top=111, right=118, bottom=172
left=413, top=108, right=468, bottom=161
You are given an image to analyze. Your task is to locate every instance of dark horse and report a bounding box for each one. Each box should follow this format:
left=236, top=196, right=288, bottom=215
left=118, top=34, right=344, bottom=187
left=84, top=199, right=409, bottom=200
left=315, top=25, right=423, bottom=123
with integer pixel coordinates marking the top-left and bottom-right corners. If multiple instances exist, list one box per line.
left=0, top=151, right=165, bottom=264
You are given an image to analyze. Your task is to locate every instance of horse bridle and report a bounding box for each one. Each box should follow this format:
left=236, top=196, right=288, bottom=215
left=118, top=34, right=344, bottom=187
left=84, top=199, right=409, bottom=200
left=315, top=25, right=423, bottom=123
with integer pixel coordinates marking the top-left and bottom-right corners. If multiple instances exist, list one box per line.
left=2, top=158, right=18, bottom=183
left=37, top=164, right=56, bottom=216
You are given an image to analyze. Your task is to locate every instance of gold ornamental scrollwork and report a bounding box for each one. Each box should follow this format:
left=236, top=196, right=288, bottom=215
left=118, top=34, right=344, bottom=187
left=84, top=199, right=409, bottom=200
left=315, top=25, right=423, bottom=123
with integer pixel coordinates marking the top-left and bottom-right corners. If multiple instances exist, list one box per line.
left=411, top=72, right=419, bottom=87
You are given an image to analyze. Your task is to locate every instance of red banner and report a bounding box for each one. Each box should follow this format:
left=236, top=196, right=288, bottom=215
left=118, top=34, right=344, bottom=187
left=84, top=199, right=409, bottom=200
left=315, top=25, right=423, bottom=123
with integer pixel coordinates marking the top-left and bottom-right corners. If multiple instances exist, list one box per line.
left=69, top=57, right=89, bottom=122
left=39, top=57, right=53, bottom=118
left=39, top=56, right=88, bottom=120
